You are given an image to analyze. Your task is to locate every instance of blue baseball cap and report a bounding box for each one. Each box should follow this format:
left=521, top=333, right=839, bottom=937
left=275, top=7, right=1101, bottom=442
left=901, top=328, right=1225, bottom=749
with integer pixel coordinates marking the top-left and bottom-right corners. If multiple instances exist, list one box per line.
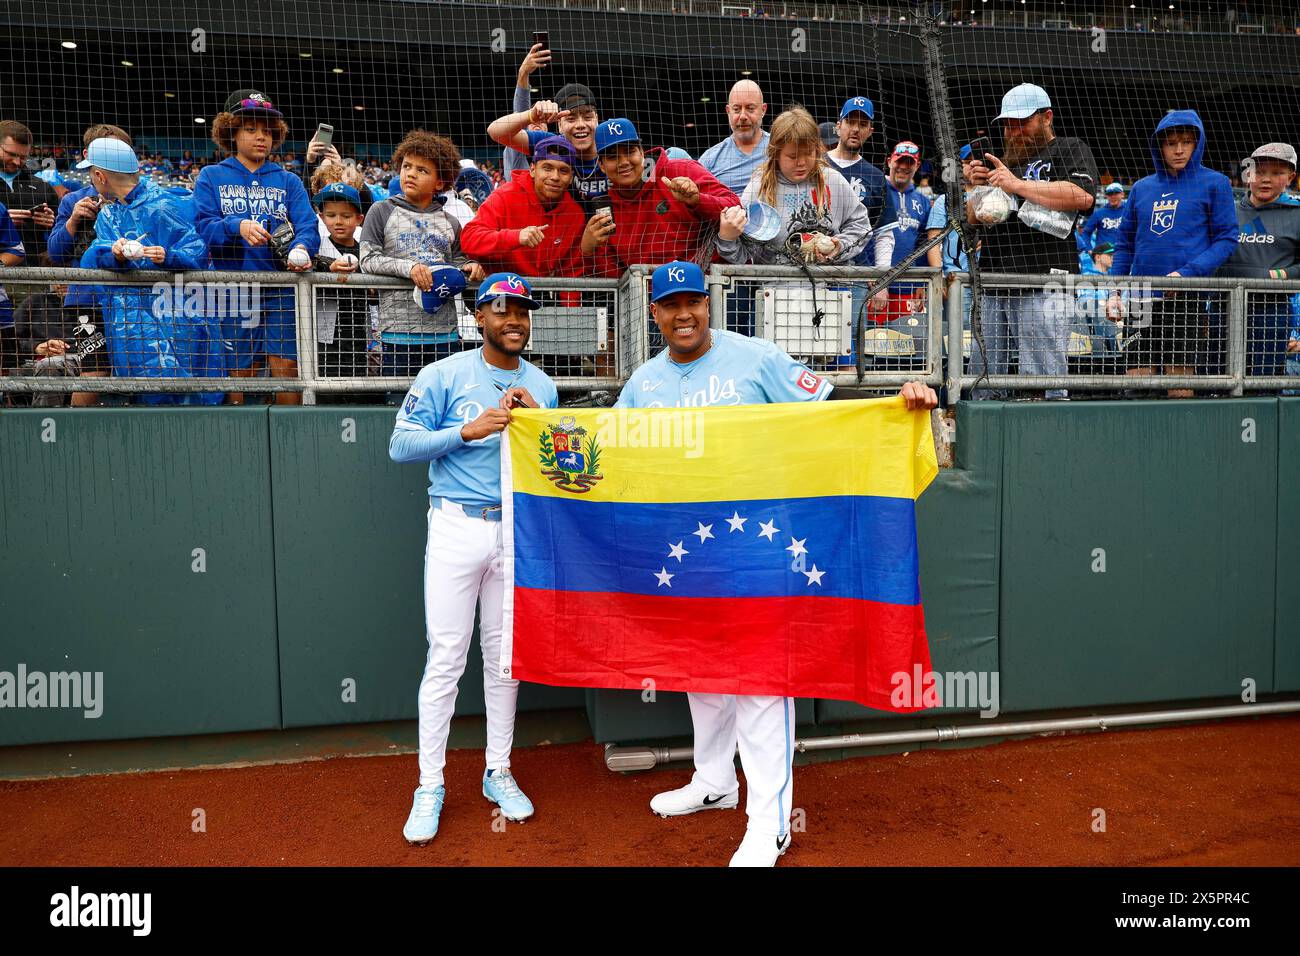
left=412, top=266, right=468, bottom=314
left=595, top=118, right=641, bottom=154
left=839, top=96, right=875, bottom=120
left=454, top=167, right=494, bottom=206
left=650, top=261, right=706, bottom=303
left=77, top=137, right=139, bottom=174
left=312, top=182, right=363, bottom=211
left=958, top=144, right=973, bottom=160
left=475, top=272, right=541, bottom=311
left=995, top=83, right=1051, bottom=121
left=1104, top=182, right=1125, bottom=194
left=530, top=134, right=577, bottom=167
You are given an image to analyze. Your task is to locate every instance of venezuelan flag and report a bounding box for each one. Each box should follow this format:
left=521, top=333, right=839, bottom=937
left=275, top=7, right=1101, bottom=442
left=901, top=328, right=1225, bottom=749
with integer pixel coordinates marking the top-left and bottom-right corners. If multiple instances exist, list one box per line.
left=500, top=398, right=937, bottom=711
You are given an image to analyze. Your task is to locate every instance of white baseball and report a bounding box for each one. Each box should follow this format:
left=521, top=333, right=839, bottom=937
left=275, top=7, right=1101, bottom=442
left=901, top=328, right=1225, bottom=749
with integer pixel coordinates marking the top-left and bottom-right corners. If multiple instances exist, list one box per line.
left=287, top=247, right=311, bottom=268
left=337, top=253, right=359, bottom=269
left=815, top=235, right=837, bottom=257
left=122, top=239, right=145, bottom=259
left=975, top=189, right=1012, bottom=225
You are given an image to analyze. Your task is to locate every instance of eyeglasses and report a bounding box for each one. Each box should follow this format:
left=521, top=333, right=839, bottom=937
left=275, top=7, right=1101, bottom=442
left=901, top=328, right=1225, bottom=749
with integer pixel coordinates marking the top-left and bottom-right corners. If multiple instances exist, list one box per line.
left=0, top=143, right=30, bottom=161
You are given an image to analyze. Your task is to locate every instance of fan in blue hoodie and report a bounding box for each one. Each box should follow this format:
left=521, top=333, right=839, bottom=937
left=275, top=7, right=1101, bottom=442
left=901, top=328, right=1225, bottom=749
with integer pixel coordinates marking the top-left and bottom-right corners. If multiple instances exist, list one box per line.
left=192, top=91, right=318, bottom=404
left=1109, top=110, right=1238, bottom=396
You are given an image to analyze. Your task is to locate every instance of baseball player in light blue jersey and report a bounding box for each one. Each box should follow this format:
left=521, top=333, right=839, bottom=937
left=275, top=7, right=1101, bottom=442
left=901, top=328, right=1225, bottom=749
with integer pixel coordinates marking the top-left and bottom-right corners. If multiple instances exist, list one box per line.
left=390, top=272, right=559, bottom=846
left=617, top=261, right=936, bottom=866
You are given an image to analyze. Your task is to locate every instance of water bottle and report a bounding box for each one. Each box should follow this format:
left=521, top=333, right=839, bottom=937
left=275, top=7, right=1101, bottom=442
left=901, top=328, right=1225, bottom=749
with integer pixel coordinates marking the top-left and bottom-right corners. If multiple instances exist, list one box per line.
left=1016, top=199, right=1076, bottom=240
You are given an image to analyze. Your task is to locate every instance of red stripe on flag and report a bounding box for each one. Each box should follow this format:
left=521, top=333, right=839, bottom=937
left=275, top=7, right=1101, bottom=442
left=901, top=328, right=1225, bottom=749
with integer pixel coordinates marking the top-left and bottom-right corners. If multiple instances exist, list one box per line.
left=511, top=588, right=934, bottom=713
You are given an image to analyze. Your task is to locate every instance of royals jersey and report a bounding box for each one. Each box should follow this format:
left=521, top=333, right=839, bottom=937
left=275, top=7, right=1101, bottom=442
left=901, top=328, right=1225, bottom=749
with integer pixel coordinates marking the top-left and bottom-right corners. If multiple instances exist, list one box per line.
left=395, top=347, right=559, bottom=508
left=615, top=329, right=832, bottom=409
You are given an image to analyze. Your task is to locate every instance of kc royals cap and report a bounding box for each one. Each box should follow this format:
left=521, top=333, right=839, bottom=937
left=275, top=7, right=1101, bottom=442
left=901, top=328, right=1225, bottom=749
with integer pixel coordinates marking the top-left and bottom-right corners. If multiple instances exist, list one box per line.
left=1251, top=142, right=1297, bottom=169
left=223, top=89, right=284, bottom=120
left=530, top=134, right=577, bottom=167
left=76, top=137, right=140, bottom=174
left=312, top=182, right=363, bottom=211
left=1104, top=182, right=1126, bottom=194
left=995, top=83, right=1051, bottom=121
left=595, top=118, right=640, bottom=154
left=475, top=272, right=542, bottom=311
left=818, top=122, right=838, bottom=147
left=412, top=266, right=469, bottom=314
left=454, top=167, right=494, bottom=206
left=839, top=96, right=875, bottom=120
left=650, top=261, right=707, bottom=303
left=959, top=144, right=973, bottom=160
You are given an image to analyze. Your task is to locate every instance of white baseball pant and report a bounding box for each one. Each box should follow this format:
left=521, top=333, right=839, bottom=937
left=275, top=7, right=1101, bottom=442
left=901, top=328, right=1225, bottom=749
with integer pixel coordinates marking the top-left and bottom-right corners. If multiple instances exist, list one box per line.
left=687, top=692, right=796, bottom=839
left=417, top=499, right=519, bottom=789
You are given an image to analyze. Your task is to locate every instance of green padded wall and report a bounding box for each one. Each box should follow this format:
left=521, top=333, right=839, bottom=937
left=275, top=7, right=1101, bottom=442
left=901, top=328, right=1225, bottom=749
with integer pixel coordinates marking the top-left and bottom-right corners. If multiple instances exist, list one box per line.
left=1276, top=399, right=1300, bottom=692
left=998, top=400, right=1277, bottom=711
left=816, top=401, right=1004, bottom=724
left=269, top=408, right=582, bottom=729
left=0, top=408, right=281, bottom=745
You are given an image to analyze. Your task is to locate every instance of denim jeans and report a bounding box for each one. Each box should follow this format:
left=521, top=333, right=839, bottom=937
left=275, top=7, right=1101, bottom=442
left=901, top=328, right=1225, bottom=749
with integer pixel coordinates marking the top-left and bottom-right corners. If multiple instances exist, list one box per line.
left=969, top=289, right=1073, bottom=398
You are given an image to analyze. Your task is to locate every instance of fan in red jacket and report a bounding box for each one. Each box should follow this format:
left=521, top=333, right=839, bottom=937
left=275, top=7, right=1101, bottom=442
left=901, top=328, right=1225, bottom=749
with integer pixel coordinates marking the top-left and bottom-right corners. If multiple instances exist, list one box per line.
left=460, top=135, right=589, bottom=278
left=580, top=118, right=740, bottom=278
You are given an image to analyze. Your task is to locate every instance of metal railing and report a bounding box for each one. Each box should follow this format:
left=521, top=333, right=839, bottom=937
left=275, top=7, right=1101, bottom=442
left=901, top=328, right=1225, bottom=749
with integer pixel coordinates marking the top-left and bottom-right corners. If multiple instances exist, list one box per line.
left=946, top=273, right=1300, bottom=399
left=4, top=266, right=1297, bottom=405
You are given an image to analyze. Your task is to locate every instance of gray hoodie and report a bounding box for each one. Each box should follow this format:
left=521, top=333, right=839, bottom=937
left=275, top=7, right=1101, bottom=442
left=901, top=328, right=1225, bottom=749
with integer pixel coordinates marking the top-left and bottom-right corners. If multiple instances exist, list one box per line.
left=716, top=165, right=876, bottom=265
left=1218, top=193, right=1300, bottom=280
left=360, top=194, right=466, bottom=336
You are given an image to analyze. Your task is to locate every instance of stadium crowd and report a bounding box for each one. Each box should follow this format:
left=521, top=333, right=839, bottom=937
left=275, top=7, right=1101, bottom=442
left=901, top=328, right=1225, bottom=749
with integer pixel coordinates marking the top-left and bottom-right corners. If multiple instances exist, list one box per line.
left=1, top=41, right=1298, bottom=406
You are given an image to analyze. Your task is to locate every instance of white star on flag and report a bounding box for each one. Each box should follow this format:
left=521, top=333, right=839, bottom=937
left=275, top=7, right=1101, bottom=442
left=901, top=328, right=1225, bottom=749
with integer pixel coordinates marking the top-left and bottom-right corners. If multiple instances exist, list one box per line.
left=758, top=519, right=779, bottom=541
left=803, top=565, right=825, bottom=586
left=726, top=511, right=747, bottom=533
left=667, top=541, right=689, bottom=562
left=786, top=537, right=807, bottom=558
left=654, top=567, right=674, bottom=588
left=692, top=522, right=715, bottom=543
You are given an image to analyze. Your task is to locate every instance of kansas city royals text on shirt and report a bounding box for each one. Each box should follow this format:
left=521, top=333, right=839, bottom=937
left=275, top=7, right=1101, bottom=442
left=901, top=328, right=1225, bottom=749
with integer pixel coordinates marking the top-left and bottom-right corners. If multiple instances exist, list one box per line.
left=615, top=329, right=832, bottom=409
left=216, top=183, right=288, bottom=223
left=395, top=348, right=559, bottom=508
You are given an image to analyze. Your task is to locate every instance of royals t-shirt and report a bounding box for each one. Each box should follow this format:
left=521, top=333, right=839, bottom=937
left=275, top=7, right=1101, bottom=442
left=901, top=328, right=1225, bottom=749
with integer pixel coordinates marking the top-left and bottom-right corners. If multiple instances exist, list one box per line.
left=978, top=136, right=1099, bottom=275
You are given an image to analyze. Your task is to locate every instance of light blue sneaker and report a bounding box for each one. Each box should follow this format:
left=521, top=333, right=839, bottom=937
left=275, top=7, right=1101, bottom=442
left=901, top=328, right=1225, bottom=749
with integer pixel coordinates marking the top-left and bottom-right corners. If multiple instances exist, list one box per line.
left=402, top=785, right=445, bottom=845
left=482, top=769, right=535, bottom=822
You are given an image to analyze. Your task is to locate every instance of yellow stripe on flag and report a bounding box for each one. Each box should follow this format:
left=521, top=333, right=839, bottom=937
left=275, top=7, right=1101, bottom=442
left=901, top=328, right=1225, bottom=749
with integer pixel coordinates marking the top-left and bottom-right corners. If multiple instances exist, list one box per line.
left=507, top=397, right=937, bottom=504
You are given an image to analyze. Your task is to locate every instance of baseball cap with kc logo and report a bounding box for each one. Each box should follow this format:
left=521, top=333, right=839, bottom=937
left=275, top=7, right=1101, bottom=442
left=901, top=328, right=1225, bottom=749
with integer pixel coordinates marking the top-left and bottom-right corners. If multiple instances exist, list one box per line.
left=650, top=261, right=706, bottom=302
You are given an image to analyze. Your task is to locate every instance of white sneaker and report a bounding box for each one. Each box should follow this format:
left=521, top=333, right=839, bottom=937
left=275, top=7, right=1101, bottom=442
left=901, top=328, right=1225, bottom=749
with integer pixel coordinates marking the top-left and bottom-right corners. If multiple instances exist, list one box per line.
left=649, top=780, right=739, bottom=817
left=728, top=830, right=792, bottom=867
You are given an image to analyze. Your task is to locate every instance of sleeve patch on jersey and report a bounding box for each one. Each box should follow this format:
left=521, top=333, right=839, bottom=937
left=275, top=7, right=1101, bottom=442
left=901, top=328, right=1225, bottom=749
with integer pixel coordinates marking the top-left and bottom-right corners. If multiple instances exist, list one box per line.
left=402, top=390, right=421, bottom=415
left=797, top=369, right=824, bottom=394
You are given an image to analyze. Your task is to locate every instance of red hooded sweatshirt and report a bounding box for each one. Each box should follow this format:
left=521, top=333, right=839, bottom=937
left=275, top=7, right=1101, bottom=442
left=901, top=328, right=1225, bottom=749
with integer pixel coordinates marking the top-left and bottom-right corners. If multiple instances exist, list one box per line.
left=460, top=169, right=587, bottom=277
left=584, top=149, right=740, bottom=278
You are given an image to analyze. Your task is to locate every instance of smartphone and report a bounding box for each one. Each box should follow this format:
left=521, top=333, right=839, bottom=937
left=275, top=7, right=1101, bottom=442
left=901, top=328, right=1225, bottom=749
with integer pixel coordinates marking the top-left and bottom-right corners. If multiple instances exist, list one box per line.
left=968, top=136, right=992, bottom=162
left=315, top=123, right=334, bottom=148
left=533, top=31, right=549, bottom=54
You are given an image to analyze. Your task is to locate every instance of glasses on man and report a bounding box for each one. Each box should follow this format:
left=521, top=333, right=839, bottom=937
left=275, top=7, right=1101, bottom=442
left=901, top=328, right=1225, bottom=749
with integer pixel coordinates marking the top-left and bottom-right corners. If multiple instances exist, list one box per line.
left=0, top=144, right=30, bottom=161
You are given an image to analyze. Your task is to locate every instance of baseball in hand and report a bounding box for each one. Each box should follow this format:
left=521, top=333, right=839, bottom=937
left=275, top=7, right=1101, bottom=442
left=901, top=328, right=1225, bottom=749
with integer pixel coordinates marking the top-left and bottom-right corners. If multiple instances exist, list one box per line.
left=337, top=253, right=359, bottom=269
left=122, top=239, right=145, bottom=259
left=288, top=247, right=311, bottom=268
left=815, top=235, right=837, bottom=258
left=975, top=189, right=1012, bottom=225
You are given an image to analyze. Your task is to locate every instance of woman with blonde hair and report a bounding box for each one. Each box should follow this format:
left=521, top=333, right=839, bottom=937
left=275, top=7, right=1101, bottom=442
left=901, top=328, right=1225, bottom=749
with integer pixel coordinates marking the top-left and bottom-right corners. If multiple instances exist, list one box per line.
left=717, top=106, right=876, bottom=265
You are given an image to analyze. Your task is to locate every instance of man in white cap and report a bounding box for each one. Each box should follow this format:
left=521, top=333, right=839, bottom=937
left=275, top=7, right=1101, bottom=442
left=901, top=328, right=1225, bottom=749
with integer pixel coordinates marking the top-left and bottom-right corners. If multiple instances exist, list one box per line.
left=966, top=82, right=1098, bottom=398
left=1219, top=143, right=1300, bottom=377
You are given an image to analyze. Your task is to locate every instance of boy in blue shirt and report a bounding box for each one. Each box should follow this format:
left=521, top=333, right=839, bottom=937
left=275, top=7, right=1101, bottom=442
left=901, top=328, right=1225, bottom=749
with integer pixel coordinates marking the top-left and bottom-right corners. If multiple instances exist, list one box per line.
left=1109, top=110, right=1238, bottom=396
